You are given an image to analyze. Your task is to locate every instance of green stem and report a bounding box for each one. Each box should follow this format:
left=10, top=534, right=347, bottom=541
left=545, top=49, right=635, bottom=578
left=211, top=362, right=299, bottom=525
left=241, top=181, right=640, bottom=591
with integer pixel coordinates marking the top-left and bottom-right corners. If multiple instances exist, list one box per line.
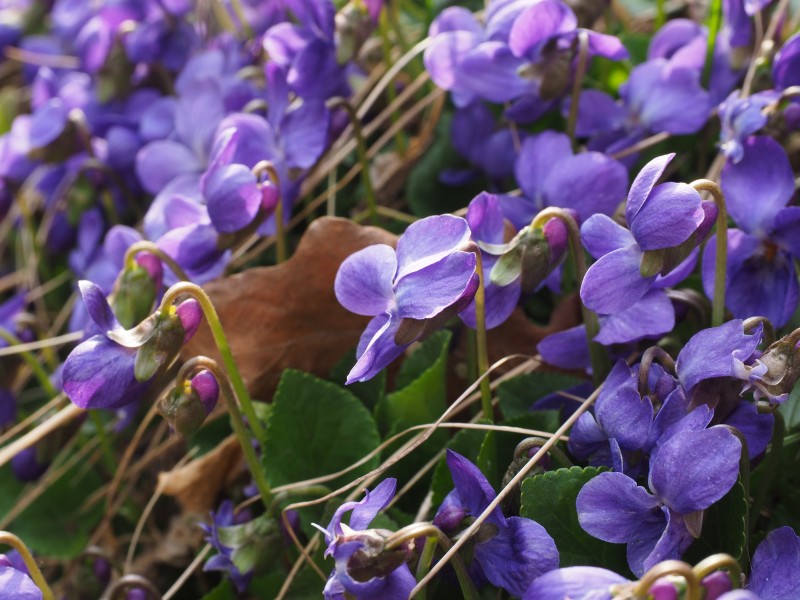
left=656, top=0, right=666, bottom=29
left=386, top=524, right=479, bottom=600
left=122, top=241, right=191, bottom=283
left=90, top=410, right=117, bottom=472
left=0, top=327, right=57, bottom=398
left=158, top=283, right=266, bottom=442
left=750, top=411, right=784, bottom=533
left=0, top=532, right=55, bottom=600
left=473, top=251, right=493, bottom=422
left=327, top=97, right=378, bottom=224
left=178, top=357, right=272, bottom=509
left=415, top=536, right=437, bottom=594
left=690, top=180, right=727, bottom=327
left=702, top=0, right=723, bottom=88
left=531, top=208, right=608, bottom=383
left=567, top=31, right=589, bottom=150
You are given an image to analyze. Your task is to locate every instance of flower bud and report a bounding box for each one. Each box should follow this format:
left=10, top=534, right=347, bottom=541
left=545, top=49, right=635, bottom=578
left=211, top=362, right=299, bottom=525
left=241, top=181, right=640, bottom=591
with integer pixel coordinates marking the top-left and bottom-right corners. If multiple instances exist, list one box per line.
left=702, top=571, right=733, bottom=600
left=11, top=446, right=49, bottom=482
left=134, top=299, right=201, bottom=382
left=340, top=529, right=413, bottom=583
left=112, top=259, right=161, bottom=329
left=749, top=328, right=800, bottom=405
left=158, top=371, right=218, bottom=437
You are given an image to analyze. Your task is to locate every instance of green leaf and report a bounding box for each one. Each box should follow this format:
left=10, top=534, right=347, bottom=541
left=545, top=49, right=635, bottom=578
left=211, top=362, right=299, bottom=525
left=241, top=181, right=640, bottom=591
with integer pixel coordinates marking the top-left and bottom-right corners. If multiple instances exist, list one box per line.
left=3, top=462, right=104, bottom=559
left=200, top=580, right=236, bottom=600
left=329, top=349, right=386, bottom=412
left=520, top=467, right=631, bottom=575
left=779, top=384, right=800, bottom=431
left=376, top=330, right=451, bottom=432
left=497, top=372, right=585, bottom=420
left=476, top=430, right=499, bottom=489
left=262, top=370, right=381, bottom=489
left=684, top=476, right=748, bottom=563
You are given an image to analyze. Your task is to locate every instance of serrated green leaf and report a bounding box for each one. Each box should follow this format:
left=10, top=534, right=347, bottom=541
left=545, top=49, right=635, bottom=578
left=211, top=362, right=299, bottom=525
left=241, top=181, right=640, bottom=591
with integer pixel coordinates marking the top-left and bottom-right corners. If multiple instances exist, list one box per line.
left=262, top=370, right=381, bottom=489
left=683, top=476, right=748, bottom=564
left=3, top=462, right=104, bottom=559
left=376, top=330, right=451, bottom=432
left=497, top=372, right=585, bottom=420
left=779, top=385, right=800, bottom=430
left=520, top=466, right=631, bottom=575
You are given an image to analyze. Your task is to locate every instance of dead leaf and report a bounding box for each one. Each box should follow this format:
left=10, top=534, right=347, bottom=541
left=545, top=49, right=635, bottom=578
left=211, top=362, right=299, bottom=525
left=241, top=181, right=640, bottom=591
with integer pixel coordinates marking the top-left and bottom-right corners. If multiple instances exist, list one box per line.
left=182, top=217, right=397, bottom=400
left=159, top=434, right=243, bottom=513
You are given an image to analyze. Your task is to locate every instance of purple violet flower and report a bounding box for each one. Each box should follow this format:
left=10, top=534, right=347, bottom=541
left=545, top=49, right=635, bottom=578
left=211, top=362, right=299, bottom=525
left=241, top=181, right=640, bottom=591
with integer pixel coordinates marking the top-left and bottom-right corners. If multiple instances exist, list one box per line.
left=747, top=526, right=800, bottom=599
left=718, top=90, right=780, bottom=163
left=321, top=478, right=415, bottom=599
left=0, top=555, right=41, bottom=600
left=577, top=426, right=742, bottom=576
left=702, top=136, right=800, bottom=327
left=503, top=130, right=628, bottom=229
left=200, top=500, right=253, bottom=593
left=523, top=565, right=631, bottom=600
left=773, top=32, right=800, bottom=92
left=335, top=214, right=478, bottom=383
left=434, top=450, right=559, bottom=596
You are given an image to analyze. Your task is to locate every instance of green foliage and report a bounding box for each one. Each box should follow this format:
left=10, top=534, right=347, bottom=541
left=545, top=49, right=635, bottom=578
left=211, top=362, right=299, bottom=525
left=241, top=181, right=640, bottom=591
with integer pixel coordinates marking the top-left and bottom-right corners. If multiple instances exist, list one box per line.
left=684, top=476, right=749, bottom=563
left=520, top=467, right=631, bottom=575
left=497, top=371, right=584, bottom=420
left=329, top=349, right=387, bottom=412
left=261, top=370, right=381, bottom=489
left=0, top=462, right=104, bottom=559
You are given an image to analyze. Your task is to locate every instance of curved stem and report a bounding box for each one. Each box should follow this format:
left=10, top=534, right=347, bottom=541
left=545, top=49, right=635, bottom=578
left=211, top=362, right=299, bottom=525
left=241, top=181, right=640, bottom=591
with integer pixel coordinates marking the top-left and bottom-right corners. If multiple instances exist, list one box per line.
left=531, top=208, right=607, bottom=383
left=473, top=251, right=492, bottom=422
left=327, top=97, right=377, bottom=224
left=103, top=574, right=162, bottom=600
left=634, top=560, right=701, bottom=600
left=0, top=531, right=55, bottom=600
left=693, top=554, right=741, bottom=590
left=637, top=346, right=676, bottom=398
left=122, top=241, right=191, bottom=283
left=252, top=160, right=285, bottom=264
left=514, top=437, right=572, bottom=468
left=690, top=180, right=727, bottom=327
left=386, top=523, right=479, bottom=600
left=0, top=327, right=57, bottom=398
left=158, top=283, right=265, bottom=442
left=743, top=316, right=775, bottom=345
left=177, top=357, right=272, bottom=509
left=567, top=31, right=589, bottom=150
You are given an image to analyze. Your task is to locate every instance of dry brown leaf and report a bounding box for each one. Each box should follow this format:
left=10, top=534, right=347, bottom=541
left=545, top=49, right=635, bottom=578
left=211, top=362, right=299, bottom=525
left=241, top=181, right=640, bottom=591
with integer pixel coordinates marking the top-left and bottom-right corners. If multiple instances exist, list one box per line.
left=159, top=434, right=243, bottom=513
left=183, top=217, right=397, bottom=400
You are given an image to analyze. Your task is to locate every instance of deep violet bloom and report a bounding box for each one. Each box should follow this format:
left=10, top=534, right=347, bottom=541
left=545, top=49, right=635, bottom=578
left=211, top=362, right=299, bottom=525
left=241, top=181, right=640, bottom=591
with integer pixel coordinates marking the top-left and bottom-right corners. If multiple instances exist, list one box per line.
left=723, top=0, right=774, bottom=49
left=718, top=90, right=779, bottom=163
left=580, top=153, right=714, bottom=315
left=746, top=526, right=800, bottom=599
left=577, top=426, right=742, bottom=576
left=0, top=555, right=41, bottom=600
left=773, top=32, right=800, bottom=92
left=434, top=450, right=558, bottom=596
left=335, top=215, right=478, bottom=383
left=523, top=565, right=688, bottom=599
left=62, top=281, right=201, bottom=410
left=200, top=500, right=252, bottom=593
left=573, top=58, right=711, bottom=158
left=702, top=137, right=800, bottom=327
left=502, top=130, right=628, bottom=229
left=321, top=478, right=415, bottom=599
left=424, top=0, right=625, bottom=107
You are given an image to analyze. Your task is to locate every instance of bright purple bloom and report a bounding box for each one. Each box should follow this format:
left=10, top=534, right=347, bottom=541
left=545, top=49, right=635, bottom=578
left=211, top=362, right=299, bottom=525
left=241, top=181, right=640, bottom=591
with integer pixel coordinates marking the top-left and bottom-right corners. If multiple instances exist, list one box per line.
left=702, top=137, right=800, bottom=327
left=321, top=479, right=415, bottom=600
left=503, top=130, right=628, bottom=229
left=335, top=215, right=478, bottom=383
left=0, top=555, right=41, bottom=600
left=724, top=0, right=774, bottom=49
left=524, top=566, right=631, bottom=600
left=62, top=281, right=201, bottom=410
left=773, top=33, right=800, bottom=92
left=577, top=426, right=742, bottom=576
left=574, top=59, right=711, bottom=158
left=200, top=500, right=253, bottom=593
left=581, top=154, right=713, bottom=315
left=747, top=526, right=800, bottom=599
left=718, top=90, right=779, bottom=162
left=434, top=450, right=558, bottom=596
